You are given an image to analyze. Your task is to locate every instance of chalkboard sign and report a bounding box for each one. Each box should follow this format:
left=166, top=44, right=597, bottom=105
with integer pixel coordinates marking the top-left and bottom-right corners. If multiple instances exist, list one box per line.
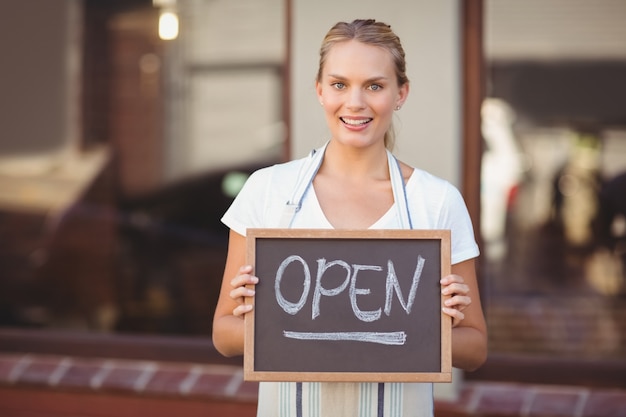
left=244, top=228, right=451, bottom=382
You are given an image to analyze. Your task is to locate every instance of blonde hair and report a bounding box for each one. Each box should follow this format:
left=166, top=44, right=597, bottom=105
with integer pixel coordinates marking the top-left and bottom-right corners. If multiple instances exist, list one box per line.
left=317, top=19, right=409, bottom=150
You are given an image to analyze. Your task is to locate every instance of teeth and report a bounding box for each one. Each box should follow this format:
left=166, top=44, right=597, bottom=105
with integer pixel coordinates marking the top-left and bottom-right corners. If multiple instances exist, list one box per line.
left=341, top=118, right=372, bottom=126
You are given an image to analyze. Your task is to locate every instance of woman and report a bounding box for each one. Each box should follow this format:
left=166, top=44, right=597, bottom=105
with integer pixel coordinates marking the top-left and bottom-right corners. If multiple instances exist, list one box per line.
left=213, top=19, right=487, bottom=417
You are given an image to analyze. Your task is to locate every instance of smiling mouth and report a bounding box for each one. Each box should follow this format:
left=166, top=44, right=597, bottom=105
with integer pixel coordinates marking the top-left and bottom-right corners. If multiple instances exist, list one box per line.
left=340, top=117, right=373, bottom=126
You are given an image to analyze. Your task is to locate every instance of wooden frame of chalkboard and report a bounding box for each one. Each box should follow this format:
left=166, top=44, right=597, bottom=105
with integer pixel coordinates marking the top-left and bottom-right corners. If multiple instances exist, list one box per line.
left=244, top=228, right=452, bottom=382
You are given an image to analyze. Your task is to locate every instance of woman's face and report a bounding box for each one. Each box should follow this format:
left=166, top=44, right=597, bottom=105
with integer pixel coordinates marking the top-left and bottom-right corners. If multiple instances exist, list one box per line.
left=316, top=40, right=408, bottom=149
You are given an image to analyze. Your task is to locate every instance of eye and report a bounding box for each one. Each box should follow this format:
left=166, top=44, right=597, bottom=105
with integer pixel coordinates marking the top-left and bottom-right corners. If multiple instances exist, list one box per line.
left=331, top=82, right=345, bottom=90
left=369, top=84, right=382, bottom=91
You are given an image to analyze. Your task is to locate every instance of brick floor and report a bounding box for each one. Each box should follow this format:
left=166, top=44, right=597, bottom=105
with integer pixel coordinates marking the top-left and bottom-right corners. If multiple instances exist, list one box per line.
left=0, top=353, right=624, bottom=416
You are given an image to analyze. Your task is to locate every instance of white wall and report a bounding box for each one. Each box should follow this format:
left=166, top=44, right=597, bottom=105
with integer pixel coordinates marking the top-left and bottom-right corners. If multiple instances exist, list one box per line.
left=291, top=0, right=462, bottom=186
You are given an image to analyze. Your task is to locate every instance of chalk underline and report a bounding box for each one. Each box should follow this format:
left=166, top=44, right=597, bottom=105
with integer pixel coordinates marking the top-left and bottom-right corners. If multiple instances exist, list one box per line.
left=282, top=331, right=407, bottom=345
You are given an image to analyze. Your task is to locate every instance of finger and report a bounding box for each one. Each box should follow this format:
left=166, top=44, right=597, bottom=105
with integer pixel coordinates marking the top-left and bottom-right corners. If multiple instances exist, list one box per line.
left=442, top=283, right=470, bottom=297
left=444, top=295, right=472, bottom=310
left=442, top=307, right=465, bottom=327
left=239, top=265, right=253, bottom=274
left=230, top=271, right=259, bottom=288
left=233, top=303, right=254, bottom=317
left=440, top=274, right=464, bottom=286
left=229, top=286, right=256, bottom=301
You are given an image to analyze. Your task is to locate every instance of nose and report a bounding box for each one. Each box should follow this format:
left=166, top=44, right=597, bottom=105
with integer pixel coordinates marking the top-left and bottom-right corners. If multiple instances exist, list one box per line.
left=346, top=88, right=365, bottom=110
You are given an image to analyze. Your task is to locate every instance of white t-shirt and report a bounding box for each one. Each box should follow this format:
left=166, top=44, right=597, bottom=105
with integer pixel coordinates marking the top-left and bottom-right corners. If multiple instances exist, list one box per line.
left=222, top=156, right=479, bottom=264
left=221, top=153, right=479, bottom=417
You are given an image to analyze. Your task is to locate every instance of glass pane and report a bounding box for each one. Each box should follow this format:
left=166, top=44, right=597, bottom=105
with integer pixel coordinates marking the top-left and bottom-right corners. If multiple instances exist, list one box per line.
left=0, top=0, right=285, bottom=337
left=483, top=1, right=626, bottom=362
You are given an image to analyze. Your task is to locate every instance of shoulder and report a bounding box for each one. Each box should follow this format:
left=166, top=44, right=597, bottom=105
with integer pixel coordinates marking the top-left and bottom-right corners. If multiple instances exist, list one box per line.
left=397, top=160, right=454, bottom=191
left=222, top=156, right=312, bottom=233
left=404, top=166, right=470, bottom=223
left=408, top=166, right=459, bottom=195
left=234, top=155, right=312, bottom=208
left=405, top=167, right=479, bottom=262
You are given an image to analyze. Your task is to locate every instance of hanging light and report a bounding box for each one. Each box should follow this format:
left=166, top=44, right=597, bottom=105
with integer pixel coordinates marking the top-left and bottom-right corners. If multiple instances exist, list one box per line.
left=158, top=10, right=179, bottom=40
left=153, top=0, right=178, bottom=41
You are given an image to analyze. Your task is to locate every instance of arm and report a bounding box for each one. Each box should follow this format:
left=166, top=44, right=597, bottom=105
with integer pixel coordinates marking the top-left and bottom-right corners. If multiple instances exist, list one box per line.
left=212, top=230, right=258, bottom=357
left=441, top=258, right=488, bottom=371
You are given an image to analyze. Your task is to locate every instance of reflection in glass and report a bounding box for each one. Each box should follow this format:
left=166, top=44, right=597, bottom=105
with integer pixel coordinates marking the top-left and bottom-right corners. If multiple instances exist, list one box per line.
left=0, top=0, right=285, bottom=337
left=482, top=96, right=626, bottom=361
left=483, top=0, right=626, bottom=363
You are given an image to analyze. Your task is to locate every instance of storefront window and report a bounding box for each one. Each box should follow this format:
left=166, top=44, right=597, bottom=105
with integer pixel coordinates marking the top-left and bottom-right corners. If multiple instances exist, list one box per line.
left=482, top=1, right=626, bottom=365
left=0, top=0, right=285, bottom=340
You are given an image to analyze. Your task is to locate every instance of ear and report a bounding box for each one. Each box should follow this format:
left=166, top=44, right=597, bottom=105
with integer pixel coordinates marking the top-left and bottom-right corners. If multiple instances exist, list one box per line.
left=396, top=82, right=409, bottom=108
left=315, top=80, right=323, bottom=104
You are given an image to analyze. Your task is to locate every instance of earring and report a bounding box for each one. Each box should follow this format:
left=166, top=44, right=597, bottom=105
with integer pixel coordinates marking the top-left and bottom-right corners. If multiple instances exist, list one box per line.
left=395, top=106, right=401, bottom=111
left=320, top=101, right=324, bottom=106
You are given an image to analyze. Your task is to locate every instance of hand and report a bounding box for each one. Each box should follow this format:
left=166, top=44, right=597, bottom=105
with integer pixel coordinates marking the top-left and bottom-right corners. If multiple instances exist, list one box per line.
left=440, top=274, right=472, bottom=328
left=229, top=265, right=258, bottom=317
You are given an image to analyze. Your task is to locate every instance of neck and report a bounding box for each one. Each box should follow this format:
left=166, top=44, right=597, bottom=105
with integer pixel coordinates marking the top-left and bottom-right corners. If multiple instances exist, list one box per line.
left=321, top=140, right=390, bottom=181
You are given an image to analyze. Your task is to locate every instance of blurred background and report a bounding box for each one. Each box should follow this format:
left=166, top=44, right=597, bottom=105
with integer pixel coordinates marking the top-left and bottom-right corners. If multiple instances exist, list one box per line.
left=1, top=0, right=625, bottom=415
left=0, top=0, right=286, bottom=337
left=480, top=1, right=626, bottom=365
